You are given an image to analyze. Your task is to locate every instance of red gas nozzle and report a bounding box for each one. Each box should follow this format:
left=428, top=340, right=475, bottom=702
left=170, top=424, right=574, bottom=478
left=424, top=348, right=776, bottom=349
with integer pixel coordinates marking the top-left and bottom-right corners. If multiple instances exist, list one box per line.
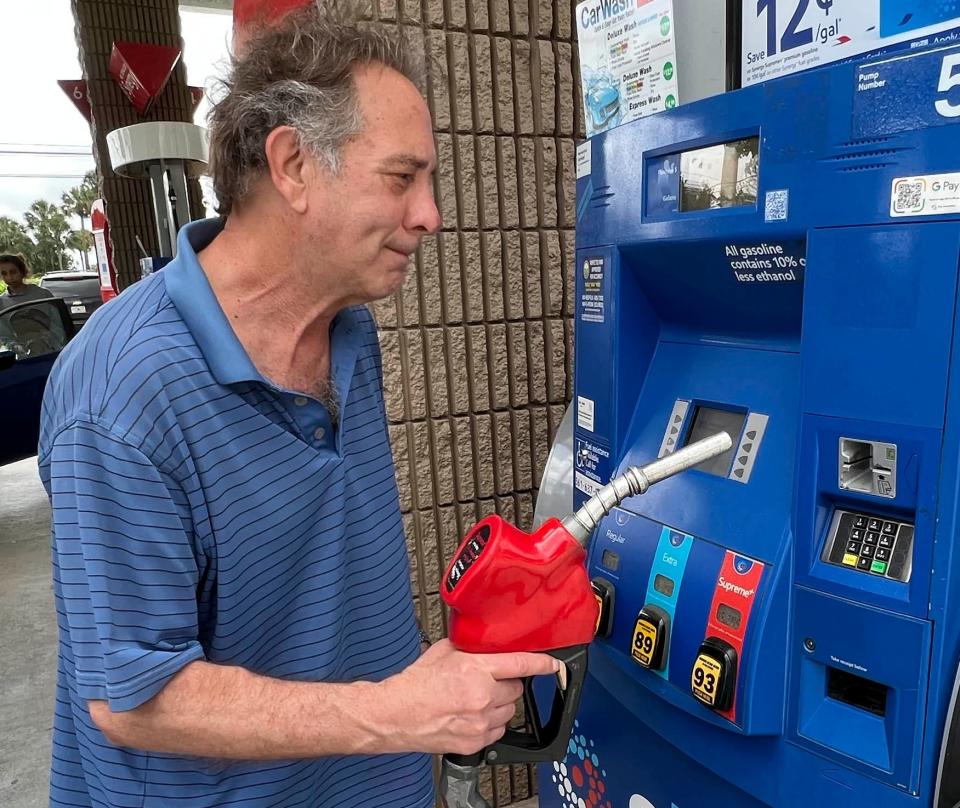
left=441, top=432, right=733, bottom=654
left=443, top=516, right=596, bottom=654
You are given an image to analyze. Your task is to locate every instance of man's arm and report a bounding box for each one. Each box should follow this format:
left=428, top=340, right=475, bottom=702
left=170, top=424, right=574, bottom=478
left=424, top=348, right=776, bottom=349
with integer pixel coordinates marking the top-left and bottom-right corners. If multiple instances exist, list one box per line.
left=90, top=639, right=559, bottom=758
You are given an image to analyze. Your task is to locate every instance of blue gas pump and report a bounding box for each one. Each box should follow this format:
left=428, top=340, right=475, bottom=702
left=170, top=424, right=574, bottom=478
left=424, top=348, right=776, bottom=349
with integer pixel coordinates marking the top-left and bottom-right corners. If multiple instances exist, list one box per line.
left=543, top=41, right=960, bottom=808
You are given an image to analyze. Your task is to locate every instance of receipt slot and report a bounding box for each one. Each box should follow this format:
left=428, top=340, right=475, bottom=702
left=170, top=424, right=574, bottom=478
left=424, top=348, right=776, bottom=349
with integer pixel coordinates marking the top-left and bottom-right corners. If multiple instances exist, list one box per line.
left=537, top=39, right=960, bottom=808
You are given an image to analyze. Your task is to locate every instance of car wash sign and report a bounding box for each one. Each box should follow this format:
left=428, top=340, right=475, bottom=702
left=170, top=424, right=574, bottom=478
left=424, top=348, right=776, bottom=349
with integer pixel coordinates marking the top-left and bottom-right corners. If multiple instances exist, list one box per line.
left=576, top=0, right=680, bottom=136
left=742, top=0, right=960, bottom=87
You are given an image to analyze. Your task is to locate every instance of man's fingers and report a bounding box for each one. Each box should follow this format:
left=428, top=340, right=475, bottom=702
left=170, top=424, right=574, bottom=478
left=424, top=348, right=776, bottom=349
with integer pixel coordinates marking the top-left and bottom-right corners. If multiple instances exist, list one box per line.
left=489, top=703, right=517, bottom=728
left=476, top=651, right=560, bottom=680
left=488, top=679, right=523, bottom=708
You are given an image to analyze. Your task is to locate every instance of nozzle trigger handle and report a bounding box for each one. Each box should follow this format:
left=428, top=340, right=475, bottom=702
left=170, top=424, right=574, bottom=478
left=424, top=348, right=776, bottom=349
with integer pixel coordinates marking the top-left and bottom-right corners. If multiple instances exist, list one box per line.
left=446, top=643, right=588, bottom=769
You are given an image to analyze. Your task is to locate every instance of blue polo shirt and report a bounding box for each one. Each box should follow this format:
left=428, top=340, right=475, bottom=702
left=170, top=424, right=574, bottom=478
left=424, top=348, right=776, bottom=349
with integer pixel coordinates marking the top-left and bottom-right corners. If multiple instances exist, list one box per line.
left=39, top=219, right=433, bottom=807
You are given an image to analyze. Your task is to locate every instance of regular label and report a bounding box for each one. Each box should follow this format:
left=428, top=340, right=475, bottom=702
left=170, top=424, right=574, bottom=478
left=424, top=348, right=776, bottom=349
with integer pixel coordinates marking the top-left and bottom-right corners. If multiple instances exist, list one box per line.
left=691, top=654, right=722, bottom=706
left=891, top=173, right=960, bottom=217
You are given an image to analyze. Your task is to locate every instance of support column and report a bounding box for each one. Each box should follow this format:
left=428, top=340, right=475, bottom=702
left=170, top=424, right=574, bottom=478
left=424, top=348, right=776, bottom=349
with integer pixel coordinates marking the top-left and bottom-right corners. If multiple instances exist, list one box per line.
left=71, top=0, right=202, bottom=289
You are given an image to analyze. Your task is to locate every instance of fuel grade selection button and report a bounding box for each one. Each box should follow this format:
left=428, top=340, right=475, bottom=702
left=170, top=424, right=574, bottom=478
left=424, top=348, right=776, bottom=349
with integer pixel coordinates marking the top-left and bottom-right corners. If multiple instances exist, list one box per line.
left=591, top=577, right=615, bottom=638
left=631, top=605, right=669, bottom=670
left=691, top=637, right=738, bottom=711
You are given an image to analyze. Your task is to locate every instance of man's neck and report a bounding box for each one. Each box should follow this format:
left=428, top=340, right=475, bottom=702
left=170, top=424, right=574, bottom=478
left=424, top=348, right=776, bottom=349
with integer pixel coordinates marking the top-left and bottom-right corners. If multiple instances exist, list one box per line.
left=198, top=214, right=350, bottom=396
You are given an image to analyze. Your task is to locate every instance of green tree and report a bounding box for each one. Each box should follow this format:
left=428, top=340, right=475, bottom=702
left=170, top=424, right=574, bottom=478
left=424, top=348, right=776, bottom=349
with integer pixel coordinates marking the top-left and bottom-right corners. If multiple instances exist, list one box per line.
left=0, top=216, right=37, bottom=265
left=65, top=229, right=94, bottom=272
left=24, top=201, right=73, bottom=274
left=61, top=171, right=99, bottom=233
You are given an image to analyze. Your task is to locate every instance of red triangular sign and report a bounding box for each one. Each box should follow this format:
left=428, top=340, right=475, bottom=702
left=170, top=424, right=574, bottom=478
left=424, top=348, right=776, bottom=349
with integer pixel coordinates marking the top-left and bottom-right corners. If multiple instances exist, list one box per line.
left=58, top=79, right=92, bottom=123
left=109, top=41, right=182, bottom=115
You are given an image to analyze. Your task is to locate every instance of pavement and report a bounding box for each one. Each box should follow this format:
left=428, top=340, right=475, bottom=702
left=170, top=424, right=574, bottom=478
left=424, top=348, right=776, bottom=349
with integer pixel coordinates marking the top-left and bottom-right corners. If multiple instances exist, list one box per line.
left=0, top=456, right=57, bottom=807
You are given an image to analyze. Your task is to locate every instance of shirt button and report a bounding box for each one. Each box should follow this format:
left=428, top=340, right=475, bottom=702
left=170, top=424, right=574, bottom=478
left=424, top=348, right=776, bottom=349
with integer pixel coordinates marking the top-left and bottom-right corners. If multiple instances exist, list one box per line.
left=293, top=396, right=308, bottom=407
left=314, top=427, right=326, bottom=441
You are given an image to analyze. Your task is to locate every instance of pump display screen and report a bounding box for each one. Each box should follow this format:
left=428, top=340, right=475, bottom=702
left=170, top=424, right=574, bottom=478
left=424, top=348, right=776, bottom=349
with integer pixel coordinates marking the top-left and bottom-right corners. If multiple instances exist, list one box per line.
left=654, top=574, right=675, bottom=598
left=716, top=603, right=743, bottom=630
left=686, top=406, right=746, bottom=477
left=679, top=137, right=759, bottom=212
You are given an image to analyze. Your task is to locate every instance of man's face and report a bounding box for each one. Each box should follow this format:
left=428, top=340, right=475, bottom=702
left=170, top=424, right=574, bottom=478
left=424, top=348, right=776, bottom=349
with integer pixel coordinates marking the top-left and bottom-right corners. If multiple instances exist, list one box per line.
left=0, top=263, right=25, bottom=292
left=302, top=65, right=442, bottom=303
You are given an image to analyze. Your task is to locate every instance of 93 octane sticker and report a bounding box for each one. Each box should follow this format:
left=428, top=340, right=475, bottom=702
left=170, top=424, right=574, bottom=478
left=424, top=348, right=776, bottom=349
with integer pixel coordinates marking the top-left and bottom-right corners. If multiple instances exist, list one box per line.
left=691, top=654, right=722, bottom=706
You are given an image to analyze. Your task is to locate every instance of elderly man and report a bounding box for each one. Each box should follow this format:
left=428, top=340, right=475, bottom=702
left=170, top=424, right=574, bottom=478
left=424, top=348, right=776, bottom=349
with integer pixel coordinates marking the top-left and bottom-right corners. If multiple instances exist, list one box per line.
left=40, top=7, right=557, bottom=807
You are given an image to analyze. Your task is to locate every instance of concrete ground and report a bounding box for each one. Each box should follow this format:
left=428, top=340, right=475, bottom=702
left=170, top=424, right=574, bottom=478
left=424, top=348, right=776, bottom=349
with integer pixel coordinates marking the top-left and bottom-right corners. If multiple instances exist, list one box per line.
left=0, top=456, right=56, bottom=807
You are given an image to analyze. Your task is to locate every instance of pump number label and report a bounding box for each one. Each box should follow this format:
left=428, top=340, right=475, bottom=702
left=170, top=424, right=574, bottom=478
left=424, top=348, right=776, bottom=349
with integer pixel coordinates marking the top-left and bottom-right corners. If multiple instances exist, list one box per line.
left=631, top=620, right=658, bottom=668
left=691, top=654, right=723, bottom=706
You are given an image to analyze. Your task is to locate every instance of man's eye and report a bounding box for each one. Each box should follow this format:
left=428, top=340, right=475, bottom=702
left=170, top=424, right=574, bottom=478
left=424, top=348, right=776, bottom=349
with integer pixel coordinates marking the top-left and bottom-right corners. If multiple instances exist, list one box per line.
left=393, top=173, right=414, bottom=186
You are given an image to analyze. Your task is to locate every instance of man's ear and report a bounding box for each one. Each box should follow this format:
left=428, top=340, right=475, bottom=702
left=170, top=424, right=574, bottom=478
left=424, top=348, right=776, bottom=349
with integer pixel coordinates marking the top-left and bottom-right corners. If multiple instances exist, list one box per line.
left=264, top=126, right=311, bottom=214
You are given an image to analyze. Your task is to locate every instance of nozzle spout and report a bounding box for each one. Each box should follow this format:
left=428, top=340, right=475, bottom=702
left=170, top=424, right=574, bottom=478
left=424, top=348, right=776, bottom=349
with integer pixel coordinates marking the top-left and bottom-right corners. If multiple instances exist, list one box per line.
left=561, top=431, right=732, bottom=545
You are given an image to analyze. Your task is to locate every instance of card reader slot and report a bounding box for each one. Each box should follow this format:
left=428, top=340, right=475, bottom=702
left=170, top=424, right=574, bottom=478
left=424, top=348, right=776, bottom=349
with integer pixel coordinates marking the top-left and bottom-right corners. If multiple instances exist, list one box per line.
left=827, top=667, right=888, bottom=718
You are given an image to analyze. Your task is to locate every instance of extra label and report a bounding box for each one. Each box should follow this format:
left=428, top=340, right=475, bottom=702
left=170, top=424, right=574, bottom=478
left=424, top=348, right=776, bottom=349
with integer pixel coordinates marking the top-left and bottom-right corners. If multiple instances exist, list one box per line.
left=692, top=654, right=722, bottom=706
left=632, top=619, right=658, bottom=668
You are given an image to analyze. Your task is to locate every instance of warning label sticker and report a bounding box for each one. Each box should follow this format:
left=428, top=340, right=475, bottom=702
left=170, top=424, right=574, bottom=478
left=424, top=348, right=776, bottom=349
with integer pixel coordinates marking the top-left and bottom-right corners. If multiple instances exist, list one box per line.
left=580, top=256, right=605, bottom=323
left=724, top=242, right=806, bottom=284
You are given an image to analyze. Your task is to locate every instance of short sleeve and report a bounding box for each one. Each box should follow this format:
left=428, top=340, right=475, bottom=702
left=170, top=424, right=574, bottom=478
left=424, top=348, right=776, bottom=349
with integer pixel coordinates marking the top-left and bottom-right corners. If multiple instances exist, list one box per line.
left=49, top=420, right=205, bottom=711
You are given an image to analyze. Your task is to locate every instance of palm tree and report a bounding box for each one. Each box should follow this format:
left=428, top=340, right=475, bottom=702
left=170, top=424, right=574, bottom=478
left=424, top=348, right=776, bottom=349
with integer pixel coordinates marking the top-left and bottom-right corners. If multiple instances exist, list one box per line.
left=65, top=230, right=94, bottom=272
left=61, top=171, right=99, bottom=233
left=0, top=216, right=37, bottom=265
left=24, top=201, right=73, bottom=274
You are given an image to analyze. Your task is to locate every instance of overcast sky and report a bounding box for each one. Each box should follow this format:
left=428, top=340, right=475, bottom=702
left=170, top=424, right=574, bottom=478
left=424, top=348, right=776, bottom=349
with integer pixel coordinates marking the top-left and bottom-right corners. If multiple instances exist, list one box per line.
left=0, top=1, right=232, bottom=225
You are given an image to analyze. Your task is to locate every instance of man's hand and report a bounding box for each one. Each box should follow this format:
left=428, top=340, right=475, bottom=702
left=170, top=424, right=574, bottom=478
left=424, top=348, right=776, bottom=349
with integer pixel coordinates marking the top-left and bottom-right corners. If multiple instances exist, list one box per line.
left=379, top=639, right=560, bottom=756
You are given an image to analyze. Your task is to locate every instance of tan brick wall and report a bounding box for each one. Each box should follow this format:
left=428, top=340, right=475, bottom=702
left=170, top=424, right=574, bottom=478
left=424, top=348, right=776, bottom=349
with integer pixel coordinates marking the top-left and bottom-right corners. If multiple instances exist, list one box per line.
left=370, top=2, right=583, bottom=804
left=72, top=0, right=202, bottom=289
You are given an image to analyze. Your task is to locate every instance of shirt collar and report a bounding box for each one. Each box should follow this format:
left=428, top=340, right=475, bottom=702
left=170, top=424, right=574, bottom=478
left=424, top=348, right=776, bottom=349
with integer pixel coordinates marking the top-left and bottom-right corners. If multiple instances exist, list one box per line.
left=164, top=218, right=263, bottom=386
left=164, top=218, right=364, bottom=389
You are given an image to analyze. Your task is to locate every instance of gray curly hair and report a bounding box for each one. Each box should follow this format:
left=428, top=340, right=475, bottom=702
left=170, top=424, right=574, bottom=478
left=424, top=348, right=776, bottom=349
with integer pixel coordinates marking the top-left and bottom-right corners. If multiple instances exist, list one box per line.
left=208, top=3, right=423, bottom=215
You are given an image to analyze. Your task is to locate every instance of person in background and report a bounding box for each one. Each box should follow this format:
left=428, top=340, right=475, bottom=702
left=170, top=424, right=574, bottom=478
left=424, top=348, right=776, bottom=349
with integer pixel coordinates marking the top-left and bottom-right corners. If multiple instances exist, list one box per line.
left=0, top=254, right=53, bottom=312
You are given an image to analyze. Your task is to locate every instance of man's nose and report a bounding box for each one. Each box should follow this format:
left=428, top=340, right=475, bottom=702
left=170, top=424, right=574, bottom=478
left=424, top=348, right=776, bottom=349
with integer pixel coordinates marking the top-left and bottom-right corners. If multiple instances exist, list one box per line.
left=407, top=185, right=442, bottom=236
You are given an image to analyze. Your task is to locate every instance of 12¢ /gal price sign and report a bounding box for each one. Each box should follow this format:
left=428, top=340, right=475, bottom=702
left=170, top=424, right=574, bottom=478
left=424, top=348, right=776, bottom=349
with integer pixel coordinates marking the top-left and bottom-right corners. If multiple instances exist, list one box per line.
left=742, top=0, right=960, bottom=87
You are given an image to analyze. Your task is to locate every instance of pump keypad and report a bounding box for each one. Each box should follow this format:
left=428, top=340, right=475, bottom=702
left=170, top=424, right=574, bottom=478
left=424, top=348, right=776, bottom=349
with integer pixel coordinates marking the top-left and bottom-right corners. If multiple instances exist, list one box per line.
left=824, top=510, right=914, bottom=582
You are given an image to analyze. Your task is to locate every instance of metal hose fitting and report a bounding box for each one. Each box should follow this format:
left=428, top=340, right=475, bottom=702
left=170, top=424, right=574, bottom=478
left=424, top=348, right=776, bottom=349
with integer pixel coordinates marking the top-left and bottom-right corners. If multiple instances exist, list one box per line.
left=561, top=432, right=733, bottom=545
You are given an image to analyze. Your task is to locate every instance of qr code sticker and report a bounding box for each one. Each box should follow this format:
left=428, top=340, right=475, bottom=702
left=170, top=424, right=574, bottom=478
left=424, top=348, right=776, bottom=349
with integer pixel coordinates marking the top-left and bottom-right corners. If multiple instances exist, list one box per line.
left=765, top=189, right=789, bottom=222
left=892, top=178, right=925, bottom=215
